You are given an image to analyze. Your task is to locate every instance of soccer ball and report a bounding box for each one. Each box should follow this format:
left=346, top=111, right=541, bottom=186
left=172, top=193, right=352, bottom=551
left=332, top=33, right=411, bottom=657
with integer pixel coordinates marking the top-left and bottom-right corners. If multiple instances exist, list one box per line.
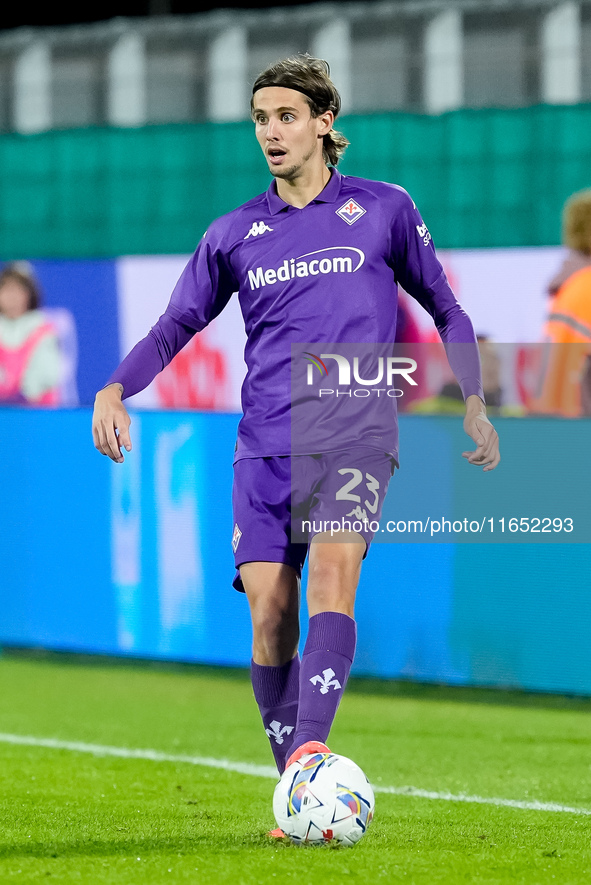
left=273, top=751, right=375, bottom=846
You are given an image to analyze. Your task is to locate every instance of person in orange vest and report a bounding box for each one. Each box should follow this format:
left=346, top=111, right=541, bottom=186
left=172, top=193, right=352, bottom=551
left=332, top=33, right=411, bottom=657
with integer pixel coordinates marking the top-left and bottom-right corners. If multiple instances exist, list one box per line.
left=0, top=262, right=62, bottom=405
left=534, top=189, right=591, bottom=417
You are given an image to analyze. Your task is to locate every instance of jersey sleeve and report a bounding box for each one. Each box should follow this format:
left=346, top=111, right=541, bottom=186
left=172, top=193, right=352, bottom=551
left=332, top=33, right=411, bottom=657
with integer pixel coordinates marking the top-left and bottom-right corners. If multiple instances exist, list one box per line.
left=389, top=188, right=484, bottom=401
left=104, top=223, right=238, bottom=398
left=105, top=314, right=195, bottom=399
left=165, top=223, right=239, bottom=331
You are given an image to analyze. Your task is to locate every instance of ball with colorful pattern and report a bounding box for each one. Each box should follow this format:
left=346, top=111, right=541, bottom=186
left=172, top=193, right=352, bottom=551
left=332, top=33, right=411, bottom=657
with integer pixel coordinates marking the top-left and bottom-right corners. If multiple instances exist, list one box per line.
left=272, top=752, right=375, bottom=846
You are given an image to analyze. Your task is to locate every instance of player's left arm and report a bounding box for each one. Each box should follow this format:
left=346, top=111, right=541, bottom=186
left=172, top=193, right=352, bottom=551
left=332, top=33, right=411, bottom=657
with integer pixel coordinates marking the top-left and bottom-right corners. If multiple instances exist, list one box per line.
left=462, top=394, right=500, bottom=471
left=389, top=188, right=500, bottom=471
left=438, top=333, right=500, bottom=470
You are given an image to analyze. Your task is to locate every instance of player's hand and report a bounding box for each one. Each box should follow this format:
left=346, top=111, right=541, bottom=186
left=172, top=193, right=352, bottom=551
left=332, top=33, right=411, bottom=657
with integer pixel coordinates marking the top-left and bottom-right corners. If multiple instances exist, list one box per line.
left=462, top=395, right=500, bottom=471
left=92, top=383, right=132, bottom=463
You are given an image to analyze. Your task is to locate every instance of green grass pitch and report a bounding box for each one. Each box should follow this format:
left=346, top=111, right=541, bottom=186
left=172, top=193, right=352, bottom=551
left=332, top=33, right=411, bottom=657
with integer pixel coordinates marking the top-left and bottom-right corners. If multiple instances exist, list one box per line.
left=0, top=652, right=590, bottom=884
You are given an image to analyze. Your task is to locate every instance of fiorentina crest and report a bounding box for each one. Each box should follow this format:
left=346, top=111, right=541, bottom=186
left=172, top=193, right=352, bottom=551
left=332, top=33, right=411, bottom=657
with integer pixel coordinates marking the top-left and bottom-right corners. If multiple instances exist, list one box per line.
left=336, top=199, right=366, bottom=225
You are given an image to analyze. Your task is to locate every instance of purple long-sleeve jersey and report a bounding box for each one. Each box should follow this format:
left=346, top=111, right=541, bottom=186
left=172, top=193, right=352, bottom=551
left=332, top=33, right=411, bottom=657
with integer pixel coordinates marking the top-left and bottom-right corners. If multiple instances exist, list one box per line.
left=107, top=168, right=483, bottom=464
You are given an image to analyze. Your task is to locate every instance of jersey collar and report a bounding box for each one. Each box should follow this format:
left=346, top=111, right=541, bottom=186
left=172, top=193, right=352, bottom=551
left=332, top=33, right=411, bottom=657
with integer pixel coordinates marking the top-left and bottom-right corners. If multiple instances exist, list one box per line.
left=265, top=167, right=343, bottom=215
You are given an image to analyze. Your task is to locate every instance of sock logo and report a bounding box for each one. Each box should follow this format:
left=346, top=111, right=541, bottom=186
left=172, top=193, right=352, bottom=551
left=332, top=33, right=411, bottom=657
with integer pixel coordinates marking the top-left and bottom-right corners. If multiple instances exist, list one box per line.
left=309, top=667, right=342, bottom=695
left=265, top=720, right=294, bottom=745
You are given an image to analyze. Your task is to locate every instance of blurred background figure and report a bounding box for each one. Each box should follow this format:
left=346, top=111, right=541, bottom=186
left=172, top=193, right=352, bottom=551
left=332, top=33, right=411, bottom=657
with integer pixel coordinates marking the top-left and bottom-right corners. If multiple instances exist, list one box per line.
left=0, top=262, right=62, bottom=405
left=534, top=189, right=591, bottom=417
left=475, top=336, right=503, bottom=411
left=407, top=334, right=504, bottom=415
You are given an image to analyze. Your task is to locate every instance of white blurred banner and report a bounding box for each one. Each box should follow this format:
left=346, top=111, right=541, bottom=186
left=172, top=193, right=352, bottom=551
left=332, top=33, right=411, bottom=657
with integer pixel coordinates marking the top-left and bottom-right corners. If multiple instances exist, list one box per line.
left=116, top=254, right=247, bottom=411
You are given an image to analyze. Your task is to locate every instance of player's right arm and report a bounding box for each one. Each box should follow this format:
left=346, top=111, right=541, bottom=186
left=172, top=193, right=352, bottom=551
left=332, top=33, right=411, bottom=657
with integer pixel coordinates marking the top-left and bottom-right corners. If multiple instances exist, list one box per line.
left=92, top=313, right=197, bottom=461
left=92, top=221, right=238, bottom=463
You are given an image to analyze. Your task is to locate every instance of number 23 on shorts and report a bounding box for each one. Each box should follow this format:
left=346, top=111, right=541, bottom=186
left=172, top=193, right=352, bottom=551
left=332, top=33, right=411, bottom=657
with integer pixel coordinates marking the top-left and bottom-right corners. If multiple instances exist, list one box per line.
left=336, top=468, right=381, bottom=515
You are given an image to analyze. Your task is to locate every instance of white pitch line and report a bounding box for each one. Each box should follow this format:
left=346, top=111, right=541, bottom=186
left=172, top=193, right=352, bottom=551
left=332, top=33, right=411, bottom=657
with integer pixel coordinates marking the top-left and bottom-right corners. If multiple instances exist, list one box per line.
left=0, top=732, right=278, bottom=779
left=372, top=784, right=591, bottom=815
left=1, top=732, right=590, bottom=817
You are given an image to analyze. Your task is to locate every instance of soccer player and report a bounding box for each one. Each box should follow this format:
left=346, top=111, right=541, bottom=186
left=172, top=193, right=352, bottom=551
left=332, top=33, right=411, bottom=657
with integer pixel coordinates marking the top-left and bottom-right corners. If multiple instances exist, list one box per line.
left=92, top=56, right=500, bottom=799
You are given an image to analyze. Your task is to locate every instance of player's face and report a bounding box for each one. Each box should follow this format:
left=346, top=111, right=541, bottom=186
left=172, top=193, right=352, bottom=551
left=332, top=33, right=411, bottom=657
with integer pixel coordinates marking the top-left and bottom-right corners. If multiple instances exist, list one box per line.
left=252, top=87, right=333, bottom=181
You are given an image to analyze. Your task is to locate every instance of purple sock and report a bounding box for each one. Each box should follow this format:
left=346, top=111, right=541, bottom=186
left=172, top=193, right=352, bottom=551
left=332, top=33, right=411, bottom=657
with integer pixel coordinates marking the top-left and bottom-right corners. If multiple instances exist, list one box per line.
left=291, top=612, right=357, bottom=751
left=251, top=655, right=300, bottom=773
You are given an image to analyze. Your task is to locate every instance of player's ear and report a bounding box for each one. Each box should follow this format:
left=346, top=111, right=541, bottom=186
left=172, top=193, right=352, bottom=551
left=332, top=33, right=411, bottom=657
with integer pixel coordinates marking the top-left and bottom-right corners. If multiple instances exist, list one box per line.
left=315, top=111, right=334, bottom=138
left=317, top=110, right=334, bottom=136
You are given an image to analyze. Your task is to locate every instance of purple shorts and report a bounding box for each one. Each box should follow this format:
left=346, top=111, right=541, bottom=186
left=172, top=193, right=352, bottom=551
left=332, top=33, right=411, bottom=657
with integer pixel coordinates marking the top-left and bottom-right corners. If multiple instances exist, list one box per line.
left=231, top=446, right=394, bottom=592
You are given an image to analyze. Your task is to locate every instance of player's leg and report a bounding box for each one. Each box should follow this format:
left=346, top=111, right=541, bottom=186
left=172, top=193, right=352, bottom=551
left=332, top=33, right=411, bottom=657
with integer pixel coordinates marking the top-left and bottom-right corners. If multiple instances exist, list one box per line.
left=241, top=561, right=300, bottom=664
left=241, top=561, right=301, bottom=772
left=232, top=457, right=307, bottom=773
left=286, top=533, right=363, bottom=760
left=286, top=447, right=394, bottom=765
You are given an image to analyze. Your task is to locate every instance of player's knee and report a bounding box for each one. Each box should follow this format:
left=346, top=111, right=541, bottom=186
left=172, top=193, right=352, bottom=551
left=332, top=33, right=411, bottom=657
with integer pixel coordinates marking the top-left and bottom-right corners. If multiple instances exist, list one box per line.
left=251, top=599, right=294, bottom=635
left=308, top=539, right=363, bottom=583
left=308, top=557, right=344, bottom=588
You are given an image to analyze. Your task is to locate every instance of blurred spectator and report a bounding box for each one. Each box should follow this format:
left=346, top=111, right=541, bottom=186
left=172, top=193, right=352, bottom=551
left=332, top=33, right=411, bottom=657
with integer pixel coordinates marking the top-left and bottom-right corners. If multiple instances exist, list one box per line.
left=0, top=262, right=62, bottom=405
left=407, top=334, right=504, bottom=415
left=534, top=189, right=591, bottom=417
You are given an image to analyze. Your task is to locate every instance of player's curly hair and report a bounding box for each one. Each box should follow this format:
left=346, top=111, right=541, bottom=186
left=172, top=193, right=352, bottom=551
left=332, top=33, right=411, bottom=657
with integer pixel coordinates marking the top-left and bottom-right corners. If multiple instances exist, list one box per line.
left=563, top=188, right=591, bottom=255
left=251, top=54, right=349, bottom=166
left=0, top=261, right=41, bottom=311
